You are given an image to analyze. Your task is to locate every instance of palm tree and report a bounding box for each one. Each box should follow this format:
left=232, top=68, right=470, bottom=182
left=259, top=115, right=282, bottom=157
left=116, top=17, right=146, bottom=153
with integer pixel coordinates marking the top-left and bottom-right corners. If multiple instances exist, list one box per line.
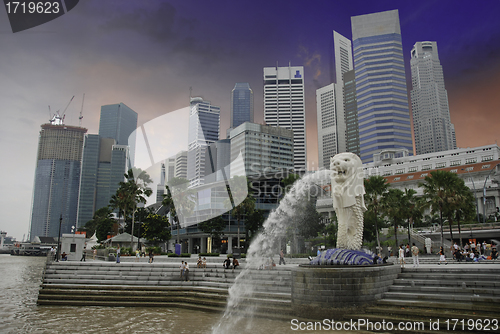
left=109, top=188, right=133, bottom=234
left=162, top=177, right=194, bottom=245
left=450, top=179, right=476, bottom=247
left=225, top=175, right=254, bottom=250
left=419, top=170, right=455, bottom=248
left=115, top=168, right=153, bottom=250
left=364, top=176, right=390, bottom=252
left=383, top=188, right=405, bottom=248
left=399, top=188, right=422, bottom=246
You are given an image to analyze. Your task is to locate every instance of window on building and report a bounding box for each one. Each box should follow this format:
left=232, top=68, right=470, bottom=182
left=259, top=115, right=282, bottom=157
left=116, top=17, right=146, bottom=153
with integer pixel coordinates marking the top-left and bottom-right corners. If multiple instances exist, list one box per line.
left=482, top=155, right=494, bottom=162
left=465, top=158, right=477, bottom=164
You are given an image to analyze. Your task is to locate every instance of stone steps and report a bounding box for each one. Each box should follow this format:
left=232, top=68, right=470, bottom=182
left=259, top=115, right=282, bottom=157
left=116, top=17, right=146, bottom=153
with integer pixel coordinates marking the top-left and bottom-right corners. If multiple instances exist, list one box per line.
left=38, top=261, right=292, bottom=318
left=349, top=267, right=500, bottom=332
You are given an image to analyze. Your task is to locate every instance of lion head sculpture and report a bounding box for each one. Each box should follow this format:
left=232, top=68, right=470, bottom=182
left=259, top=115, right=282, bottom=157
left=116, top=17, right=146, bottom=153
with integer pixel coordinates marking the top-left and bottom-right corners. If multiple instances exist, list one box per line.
left=330, top=152, right=366, bottom=210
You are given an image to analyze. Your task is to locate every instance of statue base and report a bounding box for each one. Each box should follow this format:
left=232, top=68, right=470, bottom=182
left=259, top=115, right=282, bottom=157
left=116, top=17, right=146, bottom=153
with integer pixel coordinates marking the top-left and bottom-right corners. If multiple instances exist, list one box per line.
left=310, top=248, right=384, bottom=266
left=291, top=263, right=400, bottom=319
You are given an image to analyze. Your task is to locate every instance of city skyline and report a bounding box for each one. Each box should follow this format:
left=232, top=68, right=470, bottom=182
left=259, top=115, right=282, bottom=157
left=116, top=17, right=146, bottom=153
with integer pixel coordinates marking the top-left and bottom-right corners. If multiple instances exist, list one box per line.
left=2, top=0, right=500, bottom=240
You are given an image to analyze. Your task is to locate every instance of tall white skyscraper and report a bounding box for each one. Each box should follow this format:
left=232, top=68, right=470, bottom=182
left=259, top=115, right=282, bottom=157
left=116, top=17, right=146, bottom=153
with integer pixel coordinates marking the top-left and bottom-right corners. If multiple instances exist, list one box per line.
left=187, top=97, right=220, bottom=187
left=410, top=41, right=456, bottom=155
left=316, top=31, right=354, bottom=169
left=351, top=10, right=413, bottom=163
left=263, top=64, right=306, bottom=170
left=316, top=84, right=337, bottom=169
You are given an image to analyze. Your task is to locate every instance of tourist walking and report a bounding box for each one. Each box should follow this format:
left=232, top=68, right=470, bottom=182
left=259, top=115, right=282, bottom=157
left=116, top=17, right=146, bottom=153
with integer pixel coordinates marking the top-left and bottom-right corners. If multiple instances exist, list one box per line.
left=279, top=249, right=286, bottom=265
left=93, top=248, right=97, bottom=260
left=179, top=261, right=185, bottom=279
left=184, top=262, right=190, bottom=281
left=80, top=247, right=86, bottom=261
left=411, top=243, right=419, bottom=267
left=438, top=246, right=447, bottom=265
left=116, top=246, right=121, bottom=263
left=148, top=249, right=154, bottom=263
left=398, top=245, right=406, bottom=268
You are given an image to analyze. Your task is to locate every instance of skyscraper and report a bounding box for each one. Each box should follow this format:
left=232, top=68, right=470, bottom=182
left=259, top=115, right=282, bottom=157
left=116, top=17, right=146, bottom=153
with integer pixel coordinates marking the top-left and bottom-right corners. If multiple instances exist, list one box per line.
left=76, top=103, right=137, bottom=227
left=351, top=9, right=413, bottom=163
left=410, top=41, right=456, bottom=155
left=187, top=97, right=220, bottom=187
left=30, top=116, right=87, bottom=240
left=230, top=122, right=294, bottom=177
left=317, top=31, right=355, bottom=169
left=333, top=31, right=354, bottom=154
left=98, top=103, right=138, bottom=167
left=263, top=64, right=306, bottom=171
left=344, top=70, right=360, bottom=156
left=230, top=83, right=254, bottom=129
left=316, top=83, right=337, bottom=169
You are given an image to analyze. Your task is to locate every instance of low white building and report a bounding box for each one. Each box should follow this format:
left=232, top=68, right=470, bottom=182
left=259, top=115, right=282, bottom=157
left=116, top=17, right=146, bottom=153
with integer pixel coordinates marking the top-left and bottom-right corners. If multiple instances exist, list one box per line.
left=317, top=144, right=500, bottom=221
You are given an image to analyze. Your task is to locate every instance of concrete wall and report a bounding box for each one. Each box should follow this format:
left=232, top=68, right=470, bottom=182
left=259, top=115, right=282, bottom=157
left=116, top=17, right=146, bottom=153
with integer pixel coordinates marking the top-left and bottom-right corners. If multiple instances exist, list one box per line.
left=291, top=264, right=400, bottom=319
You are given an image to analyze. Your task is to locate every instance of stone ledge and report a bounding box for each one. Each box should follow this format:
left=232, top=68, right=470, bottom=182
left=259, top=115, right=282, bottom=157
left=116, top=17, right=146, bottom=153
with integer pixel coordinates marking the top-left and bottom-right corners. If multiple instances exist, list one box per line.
left=291, top=264, right=400, bottom=319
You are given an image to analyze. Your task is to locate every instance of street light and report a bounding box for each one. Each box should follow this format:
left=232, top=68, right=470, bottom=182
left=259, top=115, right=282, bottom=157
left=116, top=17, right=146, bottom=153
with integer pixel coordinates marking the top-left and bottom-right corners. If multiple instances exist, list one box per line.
left=56, top=214, right=62, bottom=262
left=462, top=168, right=480, bottom=223
left=482, top=163, right=500, bottom=223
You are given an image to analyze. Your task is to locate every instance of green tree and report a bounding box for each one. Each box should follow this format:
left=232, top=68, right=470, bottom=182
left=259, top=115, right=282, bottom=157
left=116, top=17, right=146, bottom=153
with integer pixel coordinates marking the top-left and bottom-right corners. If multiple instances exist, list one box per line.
left=162, top=177, right=195, bottom=245
left=419, top=170, right=456, bottom=248
left=383, top=188, right=405, bottom=248
left=295, top=199, right=324, bottom=239
left=198, top=216, right=226, bottom=252
left=364, top=176, right=390, bottom=252
left=281, top=173, right=301, bottom=194
left=142, top=213, right=171, bottom=246
left=89, top=207, right=115, bottom=242
left=449, top=178, right=477, bottom=247
left=109, top=187, right=133, bottom=234
left=245, top=209, right=265, bottom=244
left=225, top=175, right=255, bottom=249
left=115, top=168, right=153, bottom=250
left=399, top=188, right=423, bottom=246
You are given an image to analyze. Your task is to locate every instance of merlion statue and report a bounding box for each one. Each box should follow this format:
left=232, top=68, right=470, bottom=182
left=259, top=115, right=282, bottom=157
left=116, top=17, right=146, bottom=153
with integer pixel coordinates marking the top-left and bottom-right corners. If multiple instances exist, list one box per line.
left=330, top=152, right=366, bottom=250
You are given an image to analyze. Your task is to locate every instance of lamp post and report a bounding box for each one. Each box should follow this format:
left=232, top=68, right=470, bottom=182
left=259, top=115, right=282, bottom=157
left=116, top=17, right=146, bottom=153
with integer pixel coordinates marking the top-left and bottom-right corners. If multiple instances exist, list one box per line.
left=462, top=168, right=480, bottom=223
left=482, top=163, right=500, bottom=223
left=56, top=214, right=62, bottom=262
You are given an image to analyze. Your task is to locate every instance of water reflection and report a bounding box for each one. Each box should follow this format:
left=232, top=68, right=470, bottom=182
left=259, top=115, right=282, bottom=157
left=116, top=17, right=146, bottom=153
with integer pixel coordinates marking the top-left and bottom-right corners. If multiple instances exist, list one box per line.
left=0, top=255, right=294, bottom=334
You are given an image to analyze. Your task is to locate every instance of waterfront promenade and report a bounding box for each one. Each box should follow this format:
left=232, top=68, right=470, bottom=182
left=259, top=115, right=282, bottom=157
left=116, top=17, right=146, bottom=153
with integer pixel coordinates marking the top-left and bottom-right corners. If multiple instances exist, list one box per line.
left=37, top=254, right=500, bottom=333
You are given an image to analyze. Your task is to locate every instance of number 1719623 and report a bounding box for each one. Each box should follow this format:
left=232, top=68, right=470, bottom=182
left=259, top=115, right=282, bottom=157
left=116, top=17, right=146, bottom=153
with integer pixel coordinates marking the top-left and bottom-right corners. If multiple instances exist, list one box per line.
left=5, top=2, right=60, bottom=14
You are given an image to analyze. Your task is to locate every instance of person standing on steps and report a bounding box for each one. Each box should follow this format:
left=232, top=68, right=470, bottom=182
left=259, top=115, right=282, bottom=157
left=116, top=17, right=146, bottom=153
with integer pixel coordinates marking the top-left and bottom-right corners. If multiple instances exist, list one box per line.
left=184, top=261, right=190, bottom=281
left=116, top=246, right=121, bottom=263
left=279, top=249, right=286, bottom=265
left=398, top=244, right=406, bottom=268
left=179, top=261, right=185, bottom=279
left=438, top=246, right=447, bottom=265
left=411, top=243, right=419, bottom=267
left=80, top=246, right=87, bottom=261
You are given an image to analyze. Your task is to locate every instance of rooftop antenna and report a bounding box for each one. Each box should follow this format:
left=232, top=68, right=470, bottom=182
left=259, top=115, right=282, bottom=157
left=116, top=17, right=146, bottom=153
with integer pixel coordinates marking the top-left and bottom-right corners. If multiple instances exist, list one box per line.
left=79, top=93, right=85, bottom=127
left=48, top=106, right=52, bottom=121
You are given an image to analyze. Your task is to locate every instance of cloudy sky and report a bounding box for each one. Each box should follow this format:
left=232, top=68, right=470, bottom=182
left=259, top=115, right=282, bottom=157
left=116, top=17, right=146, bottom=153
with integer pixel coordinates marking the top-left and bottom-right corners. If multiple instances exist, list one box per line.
left=1, top=0, right=500, bottom=240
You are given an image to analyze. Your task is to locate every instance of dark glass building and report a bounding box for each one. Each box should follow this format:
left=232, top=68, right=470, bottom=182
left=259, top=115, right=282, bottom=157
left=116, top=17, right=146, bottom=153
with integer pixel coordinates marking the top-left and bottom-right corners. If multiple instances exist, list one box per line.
left=230, top=83, right=254, bottom=129
left=29, top=120, right=87, bottom=240
left=76, top=104, right=137, bottom=227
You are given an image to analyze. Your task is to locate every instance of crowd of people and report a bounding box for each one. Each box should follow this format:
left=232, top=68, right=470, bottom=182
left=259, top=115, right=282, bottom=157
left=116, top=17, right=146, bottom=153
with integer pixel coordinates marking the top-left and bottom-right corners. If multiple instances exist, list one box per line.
left=451, top=241, right=498, bottom=262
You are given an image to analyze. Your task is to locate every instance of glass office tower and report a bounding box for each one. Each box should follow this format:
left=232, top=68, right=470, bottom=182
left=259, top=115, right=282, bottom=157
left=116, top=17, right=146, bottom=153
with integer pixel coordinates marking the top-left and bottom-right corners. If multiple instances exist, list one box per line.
left=351, top=9, right=413, bottom=163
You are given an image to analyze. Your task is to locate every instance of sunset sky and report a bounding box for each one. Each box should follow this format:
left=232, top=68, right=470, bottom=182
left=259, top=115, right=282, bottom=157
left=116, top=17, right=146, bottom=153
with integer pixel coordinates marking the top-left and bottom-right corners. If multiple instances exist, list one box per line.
left=1, top=0, right=500, bottom=240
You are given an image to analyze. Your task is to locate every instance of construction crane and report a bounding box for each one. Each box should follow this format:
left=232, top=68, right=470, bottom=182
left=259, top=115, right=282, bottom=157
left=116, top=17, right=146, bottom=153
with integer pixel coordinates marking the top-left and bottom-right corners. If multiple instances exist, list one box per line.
left=79, top=93, right=85, bottom=127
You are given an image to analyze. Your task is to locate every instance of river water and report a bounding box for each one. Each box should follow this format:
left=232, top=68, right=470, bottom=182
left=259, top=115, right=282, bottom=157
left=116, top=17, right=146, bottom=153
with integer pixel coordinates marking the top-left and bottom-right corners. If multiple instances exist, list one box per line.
left=0, top=254, right=297, bottom=334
